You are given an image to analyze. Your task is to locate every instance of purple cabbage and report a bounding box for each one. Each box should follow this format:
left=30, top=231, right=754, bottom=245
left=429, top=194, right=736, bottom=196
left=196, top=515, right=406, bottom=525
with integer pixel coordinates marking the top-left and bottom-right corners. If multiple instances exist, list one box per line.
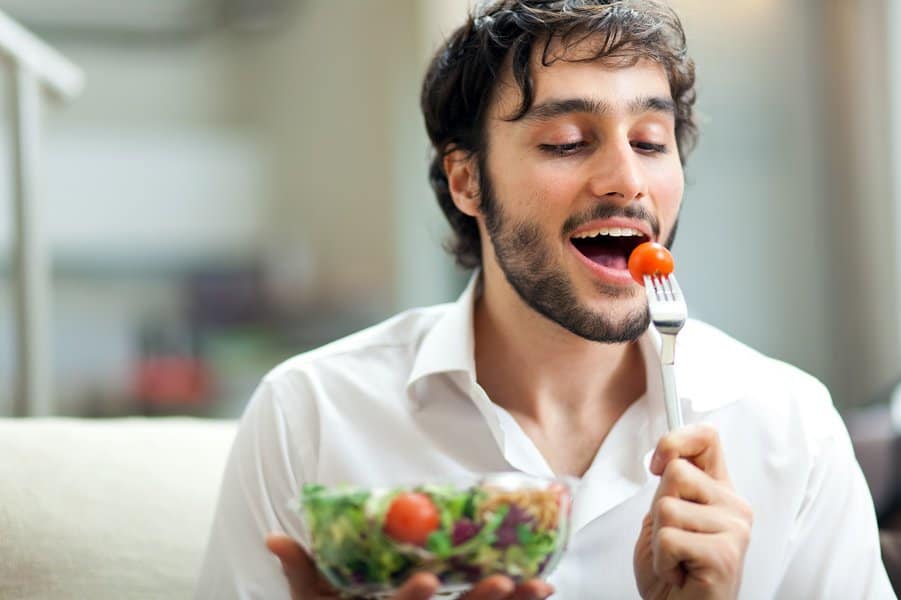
left=493, top=504, right=535, bottom=549
left=452, top=518, right=481, bottom=546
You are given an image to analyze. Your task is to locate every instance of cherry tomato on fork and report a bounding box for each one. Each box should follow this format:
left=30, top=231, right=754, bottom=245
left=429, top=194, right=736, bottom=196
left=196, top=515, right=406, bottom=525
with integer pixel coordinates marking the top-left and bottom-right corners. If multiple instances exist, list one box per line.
left=628, top=242, right=674, bottom=285
left=384, top=492, right=440, bottom=546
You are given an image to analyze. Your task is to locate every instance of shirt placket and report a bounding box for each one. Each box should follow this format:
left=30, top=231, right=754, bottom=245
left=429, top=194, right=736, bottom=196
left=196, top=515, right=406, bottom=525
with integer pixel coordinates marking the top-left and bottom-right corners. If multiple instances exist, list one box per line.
left=570, top=395, right=656, bottom=535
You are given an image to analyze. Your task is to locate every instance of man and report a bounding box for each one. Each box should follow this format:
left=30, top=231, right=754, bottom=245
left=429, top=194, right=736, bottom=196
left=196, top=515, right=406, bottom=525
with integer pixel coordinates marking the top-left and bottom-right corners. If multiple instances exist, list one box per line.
left=196, top=1, right=895, bottom=598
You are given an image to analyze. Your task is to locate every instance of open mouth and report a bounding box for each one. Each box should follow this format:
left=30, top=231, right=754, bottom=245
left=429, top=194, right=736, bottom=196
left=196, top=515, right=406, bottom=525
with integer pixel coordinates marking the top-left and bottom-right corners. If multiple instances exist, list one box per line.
left=570, top=226, right=649, bottom=271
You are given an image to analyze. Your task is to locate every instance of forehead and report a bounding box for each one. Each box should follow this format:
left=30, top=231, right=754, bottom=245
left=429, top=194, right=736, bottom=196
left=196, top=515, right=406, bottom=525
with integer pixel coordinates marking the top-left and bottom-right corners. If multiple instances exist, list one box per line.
left=490, top=36, right=672, bottom=119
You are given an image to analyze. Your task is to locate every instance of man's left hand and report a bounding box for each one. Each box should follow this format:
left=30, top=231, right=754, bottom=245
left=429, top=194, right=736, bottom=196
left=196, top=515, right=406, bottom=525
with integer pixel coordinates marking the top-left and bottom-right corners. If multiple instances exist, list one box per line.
left=267, top=533, right=554, bottom=600
left=633, top=424, right=753, bottom=600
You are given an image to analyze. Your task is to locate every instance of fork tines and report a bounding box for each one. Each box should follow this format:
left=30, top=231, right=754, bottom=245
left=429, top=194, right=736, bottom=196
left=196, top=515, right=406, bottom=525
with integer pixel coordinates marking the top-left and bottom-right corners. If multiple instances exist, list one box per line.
left=647, top=274, right=680, bottom=302
left=644, top=273, right=687, bottom=326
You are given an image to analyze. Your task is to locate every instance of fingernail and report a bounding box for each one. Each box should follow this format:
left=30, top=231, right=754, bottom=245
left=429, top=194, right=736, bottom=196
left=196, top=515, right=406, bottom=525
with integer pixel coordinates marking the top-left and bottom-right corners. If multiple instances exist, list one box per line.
left=650, top=452, right=661, bottom=472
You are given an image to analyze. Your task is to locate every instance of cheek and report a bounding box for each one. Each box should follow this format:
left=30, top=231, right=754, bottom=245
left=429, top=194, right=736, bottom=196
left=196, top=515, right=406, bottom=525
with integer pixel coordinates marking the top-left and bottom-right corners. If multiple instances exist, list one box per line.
left=496, top=163, right=579, bottom=217
left=648, top=167, right=684, bottom=222
left=525, top=166, right=584, bottom=211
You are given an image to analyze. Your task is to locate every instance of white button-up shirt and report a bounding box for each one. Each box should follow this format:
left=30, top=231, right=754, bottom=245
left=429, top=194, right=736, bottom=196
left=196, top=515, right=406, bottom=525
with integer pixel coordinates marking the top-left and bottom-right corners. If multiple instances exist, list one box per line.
left=196, top=275, right=895, bottom=599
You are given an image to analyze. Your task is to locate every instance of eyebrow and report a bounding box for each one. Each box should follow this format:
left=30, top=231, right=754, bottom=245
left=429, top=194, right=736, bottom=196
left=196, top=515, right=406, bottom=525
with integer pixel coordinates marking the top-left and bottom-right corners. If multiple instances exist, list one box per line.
left=521, top=96, right=676, bottom=122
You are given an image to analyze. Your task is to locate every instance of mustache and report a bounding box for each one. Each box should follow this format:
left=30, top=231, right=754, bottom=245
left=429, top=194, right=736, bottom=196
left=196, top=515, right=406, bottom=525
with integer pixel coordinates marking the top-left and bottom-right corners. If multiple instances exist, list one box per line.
left=562, top=204, right=661, bottom=239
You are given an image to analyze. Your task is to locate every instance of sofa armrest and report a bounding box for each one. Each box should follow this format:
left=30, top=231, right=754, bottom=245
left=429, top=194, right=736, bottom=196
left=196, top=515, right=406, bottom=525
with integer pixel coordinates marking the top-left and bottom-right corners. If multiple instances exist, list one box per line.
left=0, top=417, right=236, bottom=600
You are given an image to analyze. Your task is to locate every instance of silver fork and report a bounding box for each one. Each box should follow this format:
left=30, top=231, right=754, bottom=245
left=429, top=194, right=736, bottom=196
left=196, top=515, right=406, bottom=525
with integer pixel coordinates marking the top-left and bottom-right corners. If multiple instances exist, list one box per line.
left=644, top=273, right=688, bottom=431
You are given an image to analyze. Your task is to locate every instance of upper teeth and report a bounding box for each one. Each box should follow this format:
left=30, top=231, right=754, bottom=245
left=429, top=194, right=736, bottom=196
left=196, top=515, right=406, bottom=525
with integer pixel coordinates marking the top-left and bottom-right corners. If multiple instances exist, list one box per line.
left=572, top=227, right=644, bottom=239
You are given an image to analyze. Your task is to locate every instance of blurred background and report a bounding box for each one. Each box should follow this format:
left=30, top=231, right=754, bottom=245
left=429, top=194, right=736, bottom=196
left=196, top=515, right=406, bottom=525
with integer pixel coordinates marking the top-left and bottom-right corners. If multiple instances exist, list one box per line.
left=0, top=0, right=899, bottom=423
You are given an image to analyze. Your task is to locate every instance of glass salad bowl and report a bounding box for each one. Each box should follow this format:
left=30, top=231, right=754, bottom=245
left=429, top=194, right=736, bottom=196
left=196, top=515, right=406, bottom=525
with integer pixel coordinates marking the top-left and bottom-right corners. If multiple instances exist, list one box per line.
left=293, top=472, right=574, bottom=597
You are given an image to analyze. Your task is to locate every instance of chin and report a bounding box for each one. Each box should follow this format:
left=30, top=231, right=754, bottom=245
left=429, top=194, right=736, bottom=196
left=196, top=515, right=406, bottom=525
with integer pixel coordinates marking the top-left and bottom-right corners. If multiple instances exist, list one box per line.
left=586, top=279, right=641, bottom=301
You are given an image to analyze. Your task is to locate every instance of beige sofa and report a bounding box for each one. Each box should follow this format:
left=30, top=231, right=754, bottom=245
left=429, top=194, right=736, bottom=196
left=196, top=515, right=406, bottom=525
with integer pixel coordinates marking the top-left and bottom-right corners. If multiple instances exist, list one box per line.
left=0, top=417, right=236, bottom=600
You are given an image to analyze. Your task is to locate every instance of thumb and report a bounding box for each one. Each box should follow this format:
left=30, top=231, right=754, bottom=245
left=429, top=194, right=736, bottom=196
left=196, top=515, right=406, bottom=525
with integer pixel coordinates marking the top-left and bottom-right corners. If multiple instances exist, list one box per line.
left=393, top=572, right=441, bottom=600
left=266, top=533, right=319, bottom=594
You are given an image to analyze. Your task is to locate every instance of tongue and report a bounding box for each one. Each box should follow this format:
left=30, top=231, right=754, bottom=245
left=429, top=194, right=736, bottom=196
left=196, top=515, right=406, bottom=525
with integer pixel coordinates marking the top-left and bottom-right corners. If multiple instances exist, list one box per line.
left=572, top=236, right=636, bottom=270
left=583, top=250, right=628, bottom=270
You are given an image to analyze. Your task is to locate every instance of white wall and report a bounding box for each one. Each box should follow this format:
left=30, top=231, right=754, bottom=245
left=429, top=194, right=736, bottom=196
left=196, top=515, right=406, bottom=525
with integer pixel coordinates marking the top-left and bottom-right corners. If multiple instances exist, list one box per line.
left=393, top=1, right=472, bottom=310
left=232, top=2, right=415, bottom=313
left=229, top=1, right=469, bottom=314
left=673, top=0, right=900, bottom=406
left=893, top=0, right=901, bottom=361
left=668, top=0, right=834, bottom=395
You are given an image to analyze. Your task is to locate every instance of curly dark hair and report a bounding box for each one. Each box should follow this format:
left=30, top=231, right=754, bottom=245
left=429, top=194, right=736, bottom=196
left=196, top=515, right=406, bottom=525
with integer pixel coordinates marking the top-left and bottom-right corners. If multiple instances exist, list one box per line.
left=420, top=0, right=697, bottom=269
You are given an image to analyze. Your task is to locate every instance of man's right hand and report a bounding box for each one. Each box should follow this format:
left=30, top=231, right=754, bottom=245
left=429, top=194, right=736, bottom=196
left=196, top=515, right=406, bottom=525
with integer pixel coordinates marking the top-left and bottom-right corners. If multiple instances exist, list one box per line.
left=266, top=534, right=555, bottom=600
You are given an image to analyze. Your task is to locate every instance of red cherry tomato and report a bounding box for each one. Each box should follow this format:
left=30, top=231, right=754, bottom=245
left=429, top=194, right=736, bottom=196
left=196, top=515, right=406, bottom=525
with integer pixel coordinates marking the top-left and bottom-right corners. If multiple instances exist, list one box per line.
left=628, top=242, right=674, bottom=285
left=549, top=482, right=572, bottom=516
left=384, top=492, right=440, bottom=545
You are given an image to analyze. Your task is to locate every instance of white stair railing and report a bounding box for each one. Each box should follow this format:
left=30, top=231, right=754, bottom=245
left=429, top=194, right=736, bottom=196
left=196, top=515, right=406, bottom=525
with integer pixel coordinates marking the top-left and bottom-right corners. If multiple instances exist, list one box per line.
left=0, top=10, right=84, bottom=416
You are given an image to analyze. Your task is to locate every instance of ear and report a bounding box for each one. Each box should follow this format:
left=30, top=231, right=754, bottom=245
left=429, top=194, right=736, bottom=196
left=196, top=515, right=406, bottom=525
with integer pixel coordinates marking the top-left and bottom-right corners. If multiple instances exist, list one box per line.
left=443, top=149, right=482, bottom=218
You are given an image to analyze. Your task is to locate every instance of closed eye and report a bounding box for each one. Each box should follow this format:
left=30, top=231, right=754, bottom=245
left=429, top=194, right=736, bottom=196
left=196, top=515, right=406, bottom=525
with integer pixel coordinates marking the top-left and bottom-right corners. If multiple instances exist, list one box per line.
left=632, top=141, right=668, bottom=154
left=538, top=141, right=589, bottom=157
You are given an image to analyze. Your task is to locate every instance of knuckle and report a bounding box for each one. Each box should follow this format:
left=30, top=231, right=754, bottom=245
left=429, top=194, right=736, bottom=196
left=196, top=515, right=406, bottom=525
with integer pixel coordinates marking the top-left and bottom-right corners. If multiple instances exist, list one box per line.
left=654, top=496, right=679, bottom=526
left=655, top=436, right=675, bottom=459
left=652, top=528, right=678, bottom=574
left=732, top=514, right=753, bottom=547
left=663, top=457, right=689, bottom=480
left=697, top=423, right=719, bottom=444
left=654, top=526, right=678, bottom=553
left=727, top=493, right=754, bottom=525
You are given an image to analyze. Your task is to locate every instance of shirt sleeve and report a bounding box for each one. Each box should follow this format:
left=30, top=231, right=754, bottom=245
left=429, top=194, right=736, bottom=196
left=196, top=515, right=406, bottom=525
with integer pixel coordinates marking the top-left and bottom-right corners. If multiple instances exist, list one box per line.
left=194, top=375, right=316, bottom=600
left=773, top=385, right=896, bottom=600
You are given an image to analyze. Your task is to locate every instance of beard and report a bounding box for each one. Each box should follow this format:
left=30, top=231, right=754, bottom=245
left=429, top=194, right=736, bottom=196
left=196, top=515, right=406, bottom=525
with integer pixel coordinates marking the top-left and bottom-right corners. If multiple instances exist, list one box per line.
left=478, top=158, right=675, bottom=344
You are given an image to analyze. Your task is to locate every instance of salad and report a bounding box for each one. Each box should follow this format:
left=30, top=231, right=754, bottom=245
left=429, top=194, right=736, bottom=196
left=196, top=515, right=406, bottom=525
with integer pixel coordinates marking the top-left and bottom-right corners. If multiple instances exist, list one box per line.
left=296, top=473, right=572, bottom=595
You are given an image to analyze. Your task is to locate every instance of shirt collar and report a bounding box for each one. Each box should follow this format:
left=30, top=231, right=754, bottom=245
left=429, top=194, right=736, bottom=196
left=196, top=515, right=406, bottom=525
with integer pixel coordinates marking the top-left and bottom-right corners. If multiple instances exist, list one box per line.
left=406, top=271, right=481, bottom=391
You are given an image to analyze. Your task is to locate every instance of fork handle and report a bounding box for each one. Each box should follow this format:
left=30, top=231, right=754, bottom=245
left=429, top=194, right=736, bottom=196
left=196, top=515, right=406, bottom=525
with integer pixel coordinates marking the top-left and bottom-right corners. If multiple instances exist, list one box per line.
left=661, top=362, right=683, bottom=431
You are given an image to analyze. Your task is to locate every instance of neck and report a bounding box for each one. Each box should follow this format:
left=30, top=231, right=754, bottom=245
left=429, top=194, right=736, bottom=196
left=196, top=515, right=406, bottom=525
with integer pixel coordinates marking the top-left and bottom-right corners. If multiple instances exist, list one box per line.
left=473, top=270, right=647, bottom=425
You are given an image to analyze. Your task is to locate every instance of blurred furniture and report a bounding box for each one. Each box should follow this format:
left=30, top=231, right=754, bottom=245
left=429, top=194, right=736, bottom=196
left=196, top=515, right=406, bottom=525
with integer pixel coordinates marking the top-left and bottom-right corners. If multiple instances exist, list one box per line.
left=0, top=417, right=236, bottom=599
left=884, top=532, right=901, bottom=600
left=0, top=10, right=84, bottom=416
left=845, top=388, right=901, bottom=595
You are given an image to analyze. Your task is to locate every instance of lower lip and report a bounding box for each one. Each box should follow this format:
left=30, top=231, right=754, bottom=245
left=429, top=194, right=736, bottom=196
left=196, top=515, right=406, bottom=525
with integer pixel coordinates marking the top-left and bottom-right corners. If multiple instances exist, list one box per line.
left=568, top=241, right=636, bottom=286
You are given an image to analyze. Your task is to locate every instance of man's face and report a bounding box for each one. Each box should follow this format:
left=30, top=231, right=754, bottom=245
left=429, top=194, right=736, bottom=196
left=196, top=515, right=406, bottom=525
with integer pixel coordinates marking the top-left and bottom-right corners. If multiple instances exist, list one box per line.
left=478, top=43, right=684, bottom=343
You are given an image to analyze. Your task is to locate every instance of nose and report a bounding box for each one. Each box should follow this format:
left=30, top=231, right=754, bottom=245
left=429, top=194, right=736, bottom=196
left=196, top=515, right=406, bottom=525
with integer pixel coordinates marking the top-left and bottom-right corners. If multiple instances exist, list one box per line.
left=586, top=141, right=648, bottom=204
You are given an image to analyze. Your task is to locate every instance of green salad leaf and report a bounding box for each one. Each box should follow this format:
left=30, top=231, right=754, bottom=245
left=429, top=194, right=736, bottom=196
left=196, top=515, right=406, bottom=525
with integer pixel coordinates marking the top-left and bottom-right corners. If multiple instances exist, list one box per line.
left=298, top=480, right=567, bottom=593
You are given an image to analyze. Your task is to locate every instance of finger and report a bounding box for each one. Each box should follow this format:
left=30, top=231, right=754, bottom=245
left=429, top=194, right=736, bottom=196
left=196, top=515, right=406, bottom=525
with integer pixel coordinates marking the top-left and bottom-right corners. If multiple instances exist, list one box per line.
left=650, top=424, right=729, bottom=481
left=652, top=495, right=737, bottom=535
left=652, top=527, right=717, bottom=587
left=508, top=579, right=555, bottom=600
left=652, top=457, right=718, bottom=506
left=653, top=525, right=748, bottom=591
left=265, top=533, right=319, bottom=594
left=459, top=575, right=516, bottom=600
left=393, top=572, right=441, bottom=600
